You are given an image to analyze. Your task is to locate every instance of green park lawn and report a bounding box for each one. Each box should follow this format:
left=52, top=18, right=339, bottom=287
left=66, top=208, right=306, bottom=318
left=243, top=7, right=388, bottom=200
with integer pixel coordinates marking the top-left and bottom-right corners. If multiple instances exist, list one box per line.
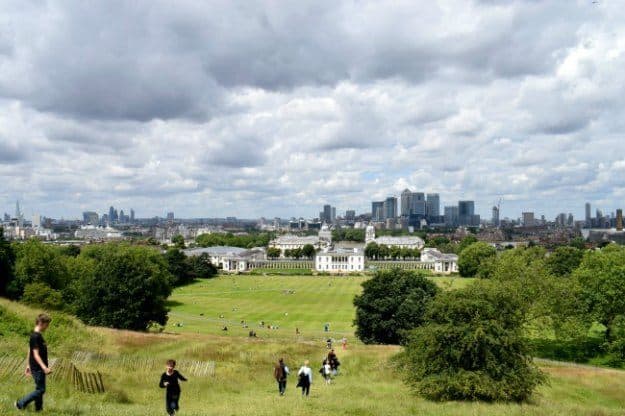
left=2, top=275, right=625, bottom=415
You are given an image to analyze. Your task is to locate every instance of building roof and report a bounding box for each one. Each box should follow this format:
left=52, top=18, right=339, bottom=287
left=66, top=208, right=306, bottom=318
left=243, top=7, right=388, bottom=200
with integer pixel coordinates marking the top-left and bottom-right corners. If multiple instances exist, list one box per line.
left=373, top=236, right=424, bottom=246
left=421, top=248, right=458, bottom=261
left=317, top=248, right=364, bottom=256
left=271, top=235, right=320, bottom=245
left=184, top=246, right=247, bottom=257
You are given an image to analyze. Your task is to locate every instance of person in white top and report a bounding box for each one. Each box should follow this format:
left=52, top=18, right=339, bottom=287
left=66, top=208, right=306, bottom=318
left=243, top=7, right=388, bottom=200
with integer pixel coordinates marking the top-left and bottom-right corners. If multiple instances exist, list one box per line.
left=296, top=360, right=312, bottom=396
left=322, top=359, right=332, bottom=384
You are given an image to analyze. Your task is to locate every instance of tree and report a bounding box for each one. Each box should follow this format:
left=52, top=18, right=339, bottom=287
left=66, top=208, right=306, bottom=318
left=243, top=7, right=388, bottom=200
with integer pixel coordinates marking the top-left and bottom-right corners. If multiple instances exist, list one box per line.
left=569, top=237, right=586, bottom=250
left=364, top=242, right=379, bottom=260
left=353, top=268, right=439, bottom=344
left=458, top=235, right=479, bottom=253
left=186, top=253, right=217, bottom=279
left=21, top=282, right=64, bottom=311
left=545, top=246, right=584, bottom=277
left=458, top=242, right=497, bottom=277
left=165, top=248, right=194, bottom=286
left=302, top=244, right=316, bottom=259
left=574, top=244, right=625, bottom=342
left=402, top=281, right=545, bottom=402
left=378, top=244, right=390, bottom=260
left=284, top=249, right=292, bottom=258
left=58, top=244, right=81, bottom=257
left=267, top=247, right=281, bottom=259
left=0, top=227, right=15, bottom=297
left=9, top=239, right=68, bottom=299
left=171, top=234, right=186, bottom=249
left=73, top=244, right=172, bottom=330
left=291, top=248, right=303, bottom=259
left=390, top=246, right=401, bottom=260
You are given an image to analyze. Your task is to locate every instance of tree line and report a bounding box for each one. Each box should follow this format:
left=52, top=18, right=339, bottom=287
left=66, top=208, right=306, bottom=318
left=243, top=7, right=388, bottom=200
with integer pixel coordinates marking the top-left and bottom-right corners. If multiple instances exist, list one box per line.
left=0, top=228, right=216, bottom=331
left=353, top=242, right=625, bottom=402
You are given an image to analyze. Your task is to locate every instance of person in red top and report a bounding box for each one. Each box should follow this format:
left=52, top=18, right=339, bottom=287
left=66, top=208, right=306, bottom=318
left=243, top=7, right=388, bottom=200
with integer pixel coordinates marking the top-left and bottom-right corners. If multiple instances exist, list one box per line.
left=159, top=359, right=188, bottom=415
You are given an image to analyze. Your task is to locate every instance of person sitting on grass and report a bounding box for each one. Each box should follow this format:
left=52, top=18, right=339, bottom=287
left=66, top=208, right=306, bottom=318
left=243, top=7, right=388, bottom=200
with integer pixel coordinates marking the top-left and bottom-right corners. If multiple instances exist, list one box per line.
left=159, top=359, right=188, bottom=416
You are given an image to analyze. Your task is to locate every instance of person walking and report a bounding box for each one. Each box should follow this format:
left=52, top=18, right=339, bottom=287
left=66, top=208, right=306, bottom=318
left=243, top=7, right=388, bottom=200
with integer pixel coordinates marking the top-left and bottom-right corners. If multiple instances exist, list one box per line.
left=341, top=337, right=347, bottom=350
left=274, top=358, right=289, bottom=396
left=321, top=359, right=332, bottom=385
left=296, top=360, right=312, bottom=397
left=16, top=314, right=52, bottom=412
left=159, top=359, right=188, bottom=416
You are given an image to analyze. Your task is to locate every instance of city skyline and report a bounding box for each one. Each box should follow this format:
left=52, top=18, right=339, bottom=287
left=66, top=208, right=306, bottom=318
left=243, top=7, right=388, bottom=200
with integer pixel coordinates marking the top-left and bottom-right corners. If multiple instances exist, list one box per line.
left=1, top=2, right=624, bottom=220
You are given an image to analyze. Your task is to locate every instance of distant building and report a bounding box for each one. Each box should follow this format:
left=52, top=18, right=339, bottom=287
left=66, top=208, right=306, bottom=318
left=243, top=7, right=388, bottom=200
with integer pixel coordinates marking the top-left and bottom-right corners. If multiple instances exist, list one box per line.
left=371, top=201, right=384, bottom=221
left=167, top=212, right=174, bottom=221
left=445, top=206, right=459, bottom=227
left=269, top=234, right=321, bottom=254
left=426, top=193, right=440, bottom=218
left=365, top=225, right=424, bottom=249
left=420, top=248, right=459, bottom=274
left=75, top=225, right=122, bottom=240
left=585, top=202, right=592, bottom=227
left=82, top=211, right=99, bottom=225
left=617, top=209, right=623, bottom=231
left=522, top=212, right=535, bottom=227
left=383, top=197, right=397, bottom=220
left=345, top=210, right=356, bottom=221
left=322, top=204, right=335, bottom=224
left=492, top=206, right=500, bottom=226
left=458, top=201, right=479, bottom=226
left=130, top=208, right=135, bottom=223
left=400, top=189, right=413, bottom=217
left=315, top=248, right=365, bottom=273
left=32, top=214, right=41, bottom=229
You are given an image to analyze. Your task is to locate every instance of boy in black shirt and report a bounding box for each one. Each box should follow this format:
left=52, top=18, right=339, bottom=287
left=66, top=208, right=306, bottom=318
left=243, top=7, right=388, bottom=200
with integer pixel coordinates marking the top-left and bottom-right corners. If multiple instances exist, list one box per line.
left=16, top=313, right=52, bottom=412
left=159, top=359, right=188, bottom=415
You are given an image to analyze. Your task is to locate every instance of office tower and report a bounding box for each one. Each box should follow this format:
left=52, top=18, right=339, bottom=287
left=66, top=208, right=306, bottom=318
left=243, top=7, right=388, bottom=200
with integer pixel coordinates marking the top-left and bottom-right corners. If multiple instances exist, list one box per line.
left=617, top=209, right=623, bottom=231
left=119, top=210, right=125, bottom=223
left=492, top=206, right=500, bottom=226
left=82, top=211, right=99, bottom=225
left=3, top=213, right=9, bottom=221
left=522, top=212, right=535, bottom=227
left=130, top=208, right=135, bottom=223
left=556, top=213, right=567, bottom=226
left=167, top=212, right=174, bottom=221
left=567, top=213, right=574, bottom=226
left=445, top=206, right=459, bottom=226
left=409, top=192, right=426, bottom=216
left=426, top=193, right=440, bottom=218
left=458, top=201, right=475, bottom=226
left=345, top=210, right=356, bottom=221
left=383, top=196, right=397, bottom=220
left=331, top=207, right=336, bottom=223
left=323, top=204, right=332, bottom=224
left=32, top=214, right=41, bottom=228
left=109, top=206, right=115, bottom=223
left=372, top=201, right=384, bottom=221
left=585, top=202, right=591, bottom=226
left=400, top=189, right=413, bottom=217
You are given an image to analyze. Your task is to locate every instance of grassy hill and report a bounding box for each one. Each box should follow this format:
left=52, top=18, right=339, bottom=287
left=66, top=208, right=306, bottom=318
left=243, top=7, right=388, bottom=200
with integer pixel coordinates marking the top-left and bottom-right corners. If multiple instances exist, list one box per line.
left=1, top=276, right=625, bottom=415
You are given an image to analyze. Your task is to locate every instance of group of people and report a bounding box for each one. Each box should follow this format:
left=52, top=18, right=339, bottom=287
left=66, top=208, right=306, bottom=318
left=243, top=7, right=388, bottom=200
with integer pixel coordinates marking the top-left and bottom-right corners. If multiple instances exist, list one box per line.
left=273, top=349, right=342, bottom=397
left=14, top=312, right=346, bottom=414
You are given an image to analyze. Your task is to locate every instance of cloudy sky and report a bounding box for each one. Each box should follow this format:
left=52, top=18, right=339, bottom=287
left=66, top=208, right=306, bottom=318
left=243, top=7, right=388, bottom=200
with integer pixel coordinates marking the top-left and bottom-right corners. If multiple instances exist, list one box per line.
left=0, top=0, right=623, bottom=220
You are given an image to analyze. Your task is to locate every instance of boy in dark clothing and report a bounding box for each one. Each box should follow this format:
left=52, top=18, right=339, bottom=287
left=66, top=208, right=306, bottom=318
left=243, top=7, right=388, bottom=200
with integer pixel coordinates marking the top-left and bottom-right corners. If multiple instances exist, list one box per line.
left=16, top=314, right=52, bottom=412
left=159, top=359, right=188, bottom=415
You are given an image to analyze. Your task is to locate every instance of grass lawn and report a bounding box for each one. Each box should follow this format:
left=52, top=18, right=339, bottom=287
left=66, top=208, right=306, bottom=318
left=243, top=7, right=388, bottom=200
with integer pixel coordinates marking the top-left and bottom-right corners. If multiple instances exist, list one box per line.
left=2, top=276, right=625, bottom=415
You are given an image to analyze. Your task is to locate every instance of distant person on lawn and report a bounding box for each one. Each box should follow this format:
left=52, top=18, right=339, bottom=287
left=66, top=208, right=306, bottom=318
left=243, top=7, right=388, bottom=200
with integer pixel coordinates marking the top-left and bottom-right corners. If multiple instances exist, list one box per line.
left=159, top=359, right=188, bottom=416
left=16, top=313, right=52, bottom=412
left=274, top=358, right=289, bottom=396
left=296, top=360, right=313, bottom=396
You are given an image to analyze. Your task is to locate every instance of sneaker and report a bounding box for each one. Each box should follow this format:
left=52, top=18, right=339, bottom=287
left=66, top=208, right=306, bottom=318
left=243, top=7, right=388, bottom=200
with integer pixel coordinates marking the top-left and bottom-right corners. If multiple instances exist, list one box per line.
left=15, top=401, right=23, bottom=410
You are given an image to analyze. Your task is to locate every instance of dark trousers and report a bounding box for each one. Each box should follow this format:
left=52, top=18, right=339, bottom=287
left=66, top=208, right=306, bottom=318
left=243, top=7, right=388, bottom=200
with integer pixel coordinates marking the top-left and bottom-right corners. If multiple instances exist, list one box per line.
left=166, top=392, right=180, bottom=414
left=301, top=383, right=310, bottom=396
left=278, top=379, right=287, bottom=395
left=18, top=369, right=46, bottom=411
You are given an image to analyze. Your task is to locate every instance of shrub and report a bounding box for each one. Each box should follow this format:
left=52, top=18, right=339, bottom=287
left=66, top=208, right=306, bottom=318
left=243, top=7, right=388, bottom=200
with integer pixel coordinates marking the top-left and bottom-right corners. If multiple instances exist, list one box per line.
left=21, top=282, right=65, bottom=311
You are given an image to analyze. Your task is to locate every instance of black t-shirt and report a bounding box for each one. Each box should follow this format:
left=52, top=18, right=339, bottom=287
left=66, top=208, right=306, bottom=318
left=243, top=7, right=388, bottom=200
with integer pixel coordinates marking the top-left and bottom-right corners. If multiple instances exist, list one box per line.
left=29, top=331, right=48, bottom=372
left=159, top=370, right=187, bottom=394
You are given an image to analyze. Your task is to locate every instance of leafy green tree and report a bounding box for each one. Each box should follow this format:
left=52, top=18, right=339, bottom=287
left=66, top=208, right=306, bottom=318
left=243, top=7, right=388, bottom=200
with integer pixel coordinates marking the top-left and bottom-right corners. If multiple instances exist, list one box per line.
left=9, top=239, right=68, bottom=299
left=284, top=249, right=292, bottom=258
left=545, top=246, right=584, bottom=277
left=364, top=242, right=379, bottom=259
left=186, top=253, right=217, bottom=279
left=403, top=281, right=545, bottom=402
left=58, top=244, right=81, bottom=257
left=21, top=282, right=64, bottom=310
left=291, top=248, right=303, bottom=259
left=353, top=268, right=439, bottom=344
left=302, top=244, right=316, bottom=259
left=569, top=237, right=586, bottom=250
left=165, top=248, right=194, bottom=286
left=400, top=247, right=412, bottom=260
left=0, top=227, right=16, bottom=297
left=267, top=247, right=281, bottom=259
left=378, top=244, right=390, bottom=260
left=574, top=244, right=625, bottom=342
left=171, top=234, right=186, bottom=249
left=458, top=235, right=479, bottom=253
left=73, top=244, right=172, bottom=330
left=458, top=242, right=497, bottom=277
left=390, top=246, right=401, bottom=260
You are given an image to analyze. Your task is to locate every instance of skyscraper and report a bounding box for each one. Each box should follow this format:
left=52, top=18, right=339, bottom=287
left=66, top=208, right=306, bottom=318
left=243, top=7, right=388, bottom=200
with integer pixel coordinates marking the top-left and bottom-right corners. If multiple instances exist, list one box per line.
left=83, top=211, right=99, bottom=225
left=400, top=189, right=413, bottom=217
left=444, top=206, right=459, bottom=226
left=323, top=205, right=332, bottom=224
left=617, top=209, right=623, bottom=231
left=167, top=212, right=174, bottom=221
left=426, top=193, right=440, bottom=218
left=411, top=192, right=426, bottom=216
left=345, top=210, right=356, bottom=221
left=109, top=206, right=115, bottom=223
left=331, top=207, right=336, bottom=223
left=383, top=197, right=397, bottom=220
left=522, top=212, right=535, bottom=227
left=492, top=206, right=500, bottom=226
left=458, top=201, right=476, bottom=226
left=372, top=201, right=384, bottom=221
left=585, top=202, right=591, bottom=227
left=130, top=208, right=135, bottom=223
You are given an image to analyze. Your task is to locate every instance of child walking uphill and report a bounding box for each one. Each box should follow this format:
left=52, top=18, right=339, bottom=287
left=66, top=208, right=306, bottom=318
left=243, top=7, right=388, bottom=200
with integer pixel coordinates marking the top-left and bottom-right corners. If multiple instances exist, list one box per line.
left=159, top=359, right=188, bottom=416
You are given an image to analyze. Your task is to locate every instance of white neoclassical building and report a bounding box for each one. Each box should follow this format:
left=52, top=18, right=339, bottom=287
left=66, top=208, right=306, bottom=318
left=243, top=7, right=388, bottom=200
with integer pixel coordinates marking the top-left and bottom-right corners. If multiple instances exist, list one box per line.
left=269, top=234, right=321, bottom=254
left=365, top=225, right=425, bottom=250
left=315, top=248, right=365, bottom=273
left=420, top=248, right=459, bottom=274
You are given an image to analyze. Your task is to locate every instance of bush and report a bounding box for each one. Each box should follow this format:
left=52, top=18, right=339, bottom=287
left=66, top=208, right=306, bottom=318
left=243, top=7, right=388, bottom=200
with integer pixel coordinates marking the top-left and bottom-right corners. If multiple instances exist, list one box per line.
left=353, top=268, right=439, bottom=344
left=21, top=282, right=65, bottom=311
left=458, top=242, right=496, bottom=277
left=402, top=282, right=545, bottom=402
